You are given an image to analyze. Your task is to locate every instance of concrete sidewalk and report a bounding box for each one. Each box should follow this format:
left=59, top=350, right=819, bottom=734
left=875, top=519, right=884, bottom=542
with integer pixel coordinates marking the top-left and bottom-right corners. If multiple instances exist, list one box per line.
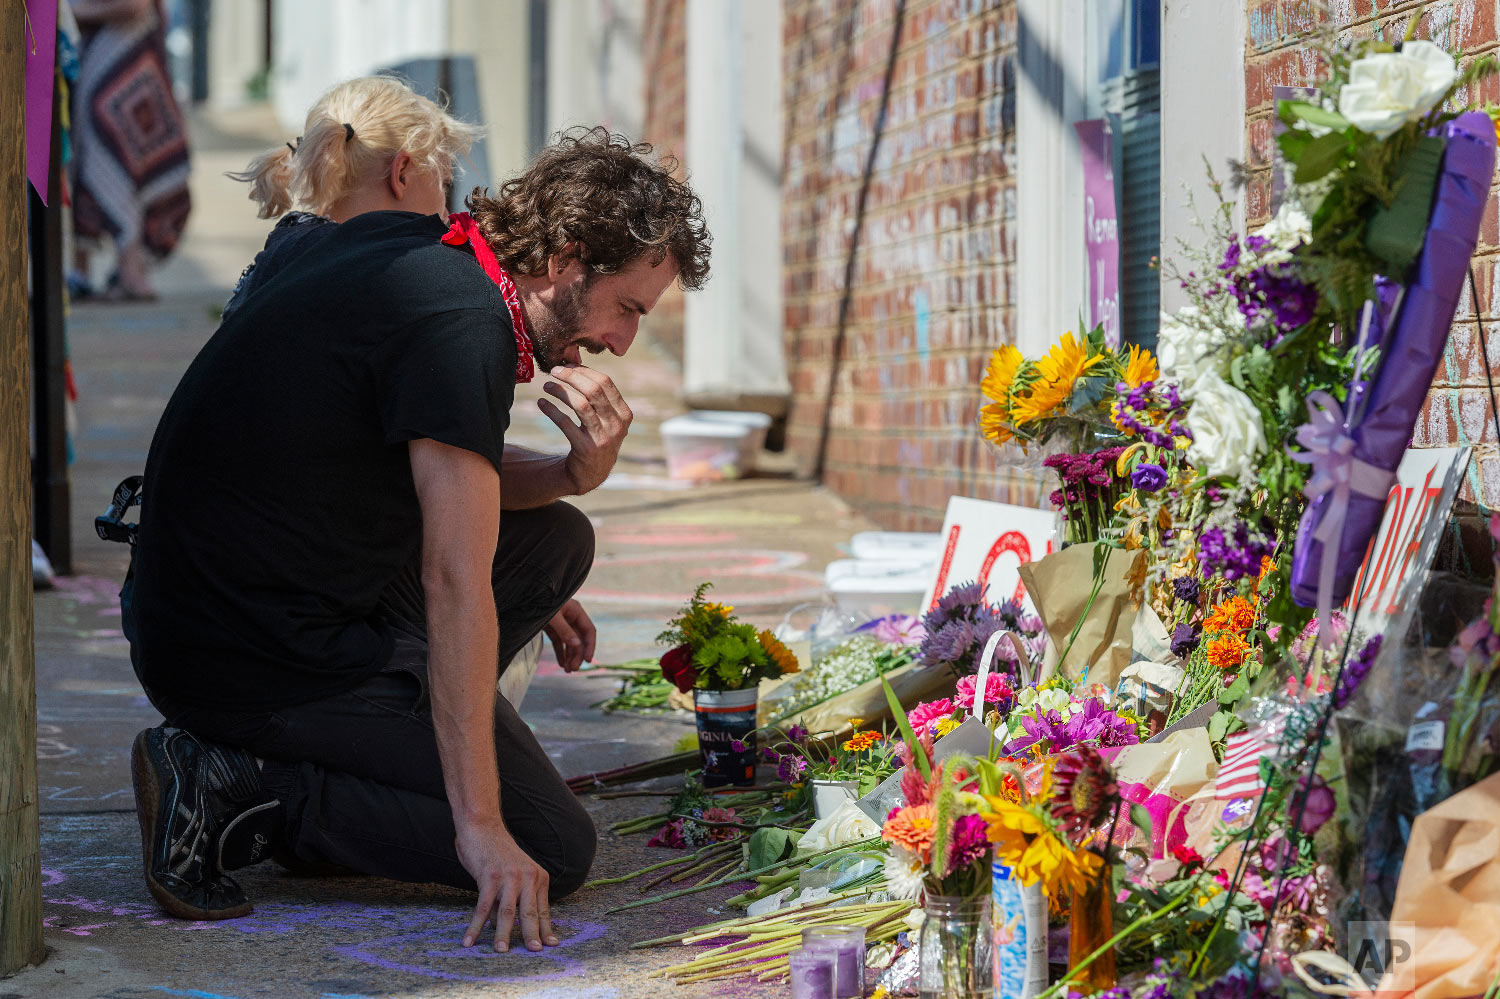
left=8, top=106, right=874, bottom=999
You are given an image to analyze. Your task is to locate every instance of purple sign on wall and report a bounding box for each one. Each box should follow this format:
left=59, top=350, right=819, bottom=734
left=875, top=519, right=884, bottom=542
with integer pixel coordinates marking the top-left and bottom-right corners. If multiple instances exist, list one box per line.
left=1075, top=118, right=1120, bottom=347
left=24, top=0, right=58, bottom=203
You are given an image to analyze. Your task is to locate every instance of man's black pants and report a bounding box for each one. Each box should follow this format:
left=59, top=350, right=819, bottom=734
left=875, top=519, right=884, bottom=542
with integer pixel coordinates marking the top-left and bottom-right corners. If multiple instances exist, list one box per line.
left=124, top=501, right=599, bottom=899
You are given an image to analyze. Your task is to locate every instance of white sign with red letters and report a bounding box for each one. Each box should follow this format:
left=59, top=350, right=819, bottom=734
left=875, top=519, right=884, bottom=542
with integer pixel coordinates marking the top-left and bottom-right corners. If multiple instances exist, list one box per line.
left=920, top=497, right=1059, bottom=614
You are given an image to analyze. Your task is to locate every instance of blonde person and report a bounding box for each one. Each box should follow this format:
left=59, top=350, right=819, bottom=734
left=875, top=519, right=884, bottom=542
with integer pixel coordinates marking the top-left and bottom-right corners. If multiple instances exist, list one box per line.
left=227, top=78, right=554, bottom=704
left=121, top=75, right=713, bottom=954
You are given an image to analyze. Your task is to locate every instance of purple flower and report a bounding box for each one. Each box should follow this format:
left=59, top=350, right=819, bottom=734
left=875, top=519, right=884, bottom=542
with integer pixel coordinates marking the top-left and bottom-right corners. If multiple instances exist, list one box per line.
left=1005, top=709, right=1067, bottom=754
left=1172, top=577, right=1201, bottom=603
left=1130, top=462, right=1168, bottom=492
left=730, top=739, right=747, bottom=753
left=1333, top=635, right=1382, bottom=710
left=872, top=613, right=927, bottom=647
left=777, top=755, right=808, bottom=784
left=761, top=746, right=780, bottom=763
left=1198, top=520, right=1275, bottom=582
left=787, top=724, right=810, bottom=743
left=1171, top=623, right=1201, bottom=658
left=1061, top=699, right=1140, bottom=749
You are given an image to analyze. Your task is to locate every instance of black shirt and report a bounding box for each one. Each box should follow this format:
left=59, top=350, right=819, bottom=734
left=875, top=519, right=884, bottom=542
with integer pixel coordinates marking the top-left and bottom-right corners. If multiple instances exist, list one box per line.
left=222, top=211, right=337, bottom=324
left=132, top=211, right=516, bottom=712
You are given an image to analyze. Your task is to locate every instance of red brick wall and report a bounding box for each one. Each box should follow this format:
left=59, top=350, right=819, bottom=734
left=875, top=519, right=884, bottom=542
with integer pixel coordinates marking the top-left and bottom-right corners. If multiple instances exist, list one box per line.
left=1244, top=0, right=1500, bottom=507
left=641, top=0, right=688, bottom=359
left=782, top=0, right=1036, bottom=530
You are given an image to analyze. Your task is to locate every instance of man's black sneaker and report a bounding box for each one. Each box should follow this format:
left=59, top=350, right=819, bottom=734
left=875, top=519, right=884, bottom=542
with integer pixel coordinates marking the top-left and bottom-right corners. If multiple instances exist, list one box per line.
left=131, top=726, right=283, bottom=920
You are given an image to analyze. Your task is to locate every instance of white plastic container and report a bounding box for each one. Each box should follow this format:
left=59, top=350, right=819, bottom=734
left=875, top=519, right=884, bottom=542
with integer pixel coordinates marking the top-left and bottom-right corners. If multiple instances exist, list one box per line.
left=823, top=558, right=932, bottom=615
left=661, top=412, right=764, bottom=481
left=690, top=410, right=773, bottom=455
left=849, top=531, right=943, bottom=563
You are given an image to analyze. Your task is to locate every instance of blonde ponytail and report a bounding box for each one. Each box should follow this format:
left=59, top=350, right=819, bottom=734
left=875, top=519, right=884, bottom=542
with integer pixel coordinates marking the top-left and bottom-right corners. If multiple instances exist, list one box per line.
left=229, top=76, right=481, bottom=219
left=228, top=144, right=296, bottom=219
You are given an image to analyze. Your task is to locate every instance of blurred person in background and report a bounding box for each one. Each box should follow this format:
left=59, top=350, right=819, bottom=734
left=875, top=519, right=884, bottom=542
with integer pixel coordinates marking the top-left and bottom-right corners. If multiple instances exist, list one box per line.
left=119, top=75, right=713, bottom=956
left=69, top=0, right=191, bottom=301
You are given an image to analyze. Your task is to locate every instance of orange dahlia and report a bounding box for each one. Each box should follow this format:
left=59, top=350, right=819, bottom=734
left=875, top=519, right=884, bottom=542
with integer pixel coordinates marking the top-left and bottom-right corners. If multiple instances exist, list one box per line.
left=1205, top=595, right=1256, bottom=634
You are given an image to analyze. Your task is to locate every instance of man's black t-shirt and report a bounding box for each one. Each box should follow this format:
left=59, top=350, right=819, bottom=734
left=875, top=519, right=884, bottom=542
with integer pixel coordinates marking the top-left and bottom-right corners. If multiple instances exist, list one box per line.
left=132, top=211, right=517, bottom=712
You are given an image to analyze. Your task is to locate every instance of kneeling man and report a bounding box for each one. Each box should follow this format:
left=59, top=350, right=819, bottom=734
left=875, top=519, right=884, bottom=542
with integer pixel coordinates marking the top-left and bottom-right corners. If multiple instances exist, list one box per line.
left=121, top=127, right=710, bottom=953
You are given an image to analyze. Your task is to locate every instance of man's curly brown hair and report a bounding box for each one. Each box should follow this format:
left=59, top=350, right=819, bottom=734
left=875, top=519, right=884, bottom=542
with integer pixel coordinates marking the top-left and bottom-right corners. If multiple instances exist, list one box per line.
left=467, top=126, right=710, bottom=290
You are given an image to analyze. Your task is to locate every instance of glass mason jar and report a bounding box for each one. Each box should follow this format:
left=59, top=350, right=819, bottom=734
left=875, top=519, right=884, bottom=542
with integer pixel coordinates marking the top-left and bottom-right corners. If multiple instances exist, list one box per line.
left=919, top=894, right=993, bottom=999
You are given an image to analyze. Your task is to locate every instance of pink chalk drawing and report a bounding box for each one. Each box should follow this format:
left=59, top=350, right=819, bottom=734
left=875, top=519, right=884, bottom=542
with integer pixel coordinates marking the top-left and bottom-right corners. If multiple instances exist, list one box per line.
left=581, top=549, right=824, bottom=608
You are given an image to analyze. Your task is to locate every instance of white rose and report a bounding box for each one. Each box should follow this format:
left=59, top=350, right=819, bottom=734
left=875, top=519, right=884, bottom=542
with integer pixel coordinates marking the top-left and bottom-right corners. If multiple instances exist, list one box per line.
left=1036, top=688, right=1071, bottom=713
left=1257, top=202, right=1312, bottom=253
left=798, top=800, right=879, bottom=853
left=1157, top=306, right=1230, bottom=391
left=1338, top=40, right=1457, bottom=139
left=1184, top=370, right=1268, bottom=484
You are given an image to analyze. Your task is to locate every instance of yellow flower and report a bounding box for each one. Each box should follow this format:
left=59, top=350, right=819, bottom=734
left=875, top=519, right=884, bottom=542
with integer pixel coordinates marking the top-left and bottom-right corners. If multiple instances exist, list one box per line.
left=1122, top=344, right=1160, bottom=388
left=935, top=717, right=962, bottom=737
left=758, top=630, right=800, bottom=674
left=982, top=345, right=1024, bottom=404
left=871, top=988, right=890, bottom=999
left=980, top=796, right=1103, bottom=897
left=843, top=730, right=883, bottom=753
left=1035, top=331, right=1105, bottom=395
left=980, top=401, right=1015, bottom=445
left=847, top=718, right=865, bottom=729
left=1009, top=378, right=1071, bottom=425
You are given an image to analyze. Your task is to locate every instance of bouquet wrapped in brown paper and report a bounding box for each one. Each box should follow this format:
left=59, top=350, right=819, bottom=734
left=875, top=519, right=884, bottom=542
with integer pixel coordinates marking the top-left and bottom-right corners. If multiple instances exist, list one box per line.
left=1377, top=770, right=1500, bottom=999
left=1017, top=542, right=1144, bottom=691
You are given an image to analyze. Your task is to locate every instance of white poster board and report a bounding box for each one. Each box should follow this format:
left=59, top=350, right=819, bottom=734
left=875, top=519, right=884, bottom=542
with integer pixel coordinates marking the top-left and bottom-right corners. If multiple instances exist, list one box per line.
left=1344, top=446, right=1469, bottom=647
left=920, top=497, right=1058, bottom=614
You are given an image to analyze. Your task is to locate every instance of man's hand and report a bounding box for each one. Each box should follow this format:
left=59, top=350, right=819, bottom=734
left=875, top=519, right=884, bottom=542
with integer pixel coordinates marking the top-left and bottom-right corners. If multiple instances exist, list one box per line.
left=536, top=365, right=632, bottom=495
left=456, top=819, right=559, bottom=952
left=544, top=599, right=596, bottom=673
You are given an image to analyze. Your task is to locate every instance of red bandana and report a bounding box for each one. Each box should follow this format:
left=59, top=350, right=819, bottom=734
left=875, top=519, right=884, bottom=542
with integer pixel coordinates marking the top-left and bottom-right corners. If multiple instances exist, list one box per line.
left=440, top=212, right=536, bottom=383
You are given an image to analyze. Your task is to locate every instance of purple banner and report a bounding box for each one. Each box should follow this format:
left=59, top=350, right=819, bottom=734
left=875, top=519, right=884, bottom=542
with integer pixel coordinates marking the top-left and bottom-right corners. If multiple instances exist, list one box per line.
left=1076, top=118, right=1120, bottom=347
left=24, top=0, right=58, bottom=203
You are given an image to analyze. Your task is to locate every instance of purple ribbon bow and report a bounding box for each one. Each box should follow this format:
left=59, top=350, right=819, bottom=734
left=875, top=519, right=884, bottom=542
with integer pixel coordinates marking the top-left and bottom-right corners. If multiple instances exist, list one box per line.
left=1289, top=391, right=1397, bottom=650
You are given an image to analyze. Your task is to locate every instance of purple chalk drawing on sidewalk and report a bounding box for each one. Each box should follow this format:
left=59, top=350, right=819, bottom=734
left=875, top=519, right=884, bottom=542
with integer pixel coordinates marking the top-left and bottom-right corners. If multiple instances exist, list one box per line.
left=332, top=918, right=609, bottom=983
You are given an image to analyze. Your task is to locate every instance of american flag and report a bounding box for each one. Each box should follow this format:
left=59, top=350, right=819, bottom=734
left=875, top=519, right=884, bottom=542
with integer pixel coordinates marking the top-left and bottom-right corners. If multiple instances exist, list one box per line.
left=1215, top=729, right=1274, bottom=799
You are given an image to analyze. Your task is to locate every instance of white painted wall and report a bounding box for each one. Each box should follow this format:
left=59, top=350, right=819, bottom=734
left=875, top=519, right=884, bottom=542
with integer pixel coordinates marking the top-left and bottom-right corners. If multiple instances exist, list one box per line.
left=207, top=0, right=266, bottom=109
left=1159, top=0, right=1245, bottom=311
left=544, top=0, right=645, bottom=140
left=269, top=0, right=449, bottom=132
left=1014, top=0, right=1088, bottom=355
left=683, top=0, right=789, bottom=406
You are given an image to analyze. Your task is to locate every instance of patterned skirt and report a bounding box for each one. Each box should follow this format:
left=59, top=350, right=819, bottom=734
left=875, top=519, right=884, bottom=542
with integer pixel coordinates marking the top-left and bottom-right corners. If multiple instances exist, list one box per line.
left=72, top=5, right=191, bottom=258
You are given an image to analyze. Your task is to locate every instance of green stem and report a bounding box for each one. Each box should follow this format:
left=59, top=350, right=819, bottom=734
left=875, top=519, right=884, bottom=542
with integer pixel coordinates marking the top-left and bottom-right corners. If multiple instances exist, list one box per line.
left=604, top=838, right=882, bottom=914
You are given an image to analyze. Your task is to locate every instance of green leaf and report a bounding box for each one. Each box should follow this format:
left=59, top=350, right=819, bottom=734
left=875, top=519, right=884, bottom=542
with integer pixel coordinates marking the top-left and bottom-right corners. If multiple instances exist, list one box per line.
left=1218, top=672, right=1250, bottom=705
left=1129, top=803, right=1154, bottom=843
left=1207, top=709, right=1234, bottom=743
left=1294, top=131, right=1350, bottom=184
left=748, top=827, right=801, bottom=869
left=1282, top=100, right=1351, bottom=133
left=882, top=676, right=931, bottom=781
left=1276, top=127, right=1313, bottom=162
left=1365, top=134, right=1445, bottom=277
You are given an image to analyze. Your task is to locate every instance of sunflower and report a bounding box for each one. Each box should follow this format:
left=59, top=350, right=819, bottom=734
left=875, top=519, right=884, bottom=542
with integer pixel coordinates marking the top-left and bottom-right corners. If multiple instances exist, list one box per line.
left=982, top=796, right=1103, bottom=896
left=758, top=630, right=800, bottom=674
left=1049, top=747, right=1119, bottom=839
left=1009, top=378, right=1072, bottom=425
left=1121, top=344, right=1160, bottom=388
left=981, top=345, right=1024, bottom=404
left=980, top=401, right=1015, bottom=445
left=1206, top=632, right=1250, bottom=669
left=1034, top=331, right=1106, bottom=394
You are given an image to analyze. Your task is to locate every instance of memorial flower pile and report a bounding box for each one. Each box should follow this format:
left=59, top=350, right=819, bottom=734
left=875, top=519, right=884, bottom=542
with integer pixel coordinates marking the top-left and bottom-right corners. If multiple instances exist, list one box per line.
left=917, top=580, right=1044, bottom=675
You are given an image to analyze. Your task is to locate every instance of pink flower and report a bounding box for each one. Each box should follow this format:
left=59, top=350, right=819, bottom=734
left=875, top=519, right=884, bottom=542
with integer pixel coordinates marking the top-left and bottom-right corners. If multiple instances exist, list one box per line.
left=943, top=813, right=991, bottom=876
left=907, top=698, right=955, bottom=736
left=1295, top=775, right=1336, bottom=835
left=873, top=614, right=928, bottom=647
left=955, top=673, right=1013, bottom=710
